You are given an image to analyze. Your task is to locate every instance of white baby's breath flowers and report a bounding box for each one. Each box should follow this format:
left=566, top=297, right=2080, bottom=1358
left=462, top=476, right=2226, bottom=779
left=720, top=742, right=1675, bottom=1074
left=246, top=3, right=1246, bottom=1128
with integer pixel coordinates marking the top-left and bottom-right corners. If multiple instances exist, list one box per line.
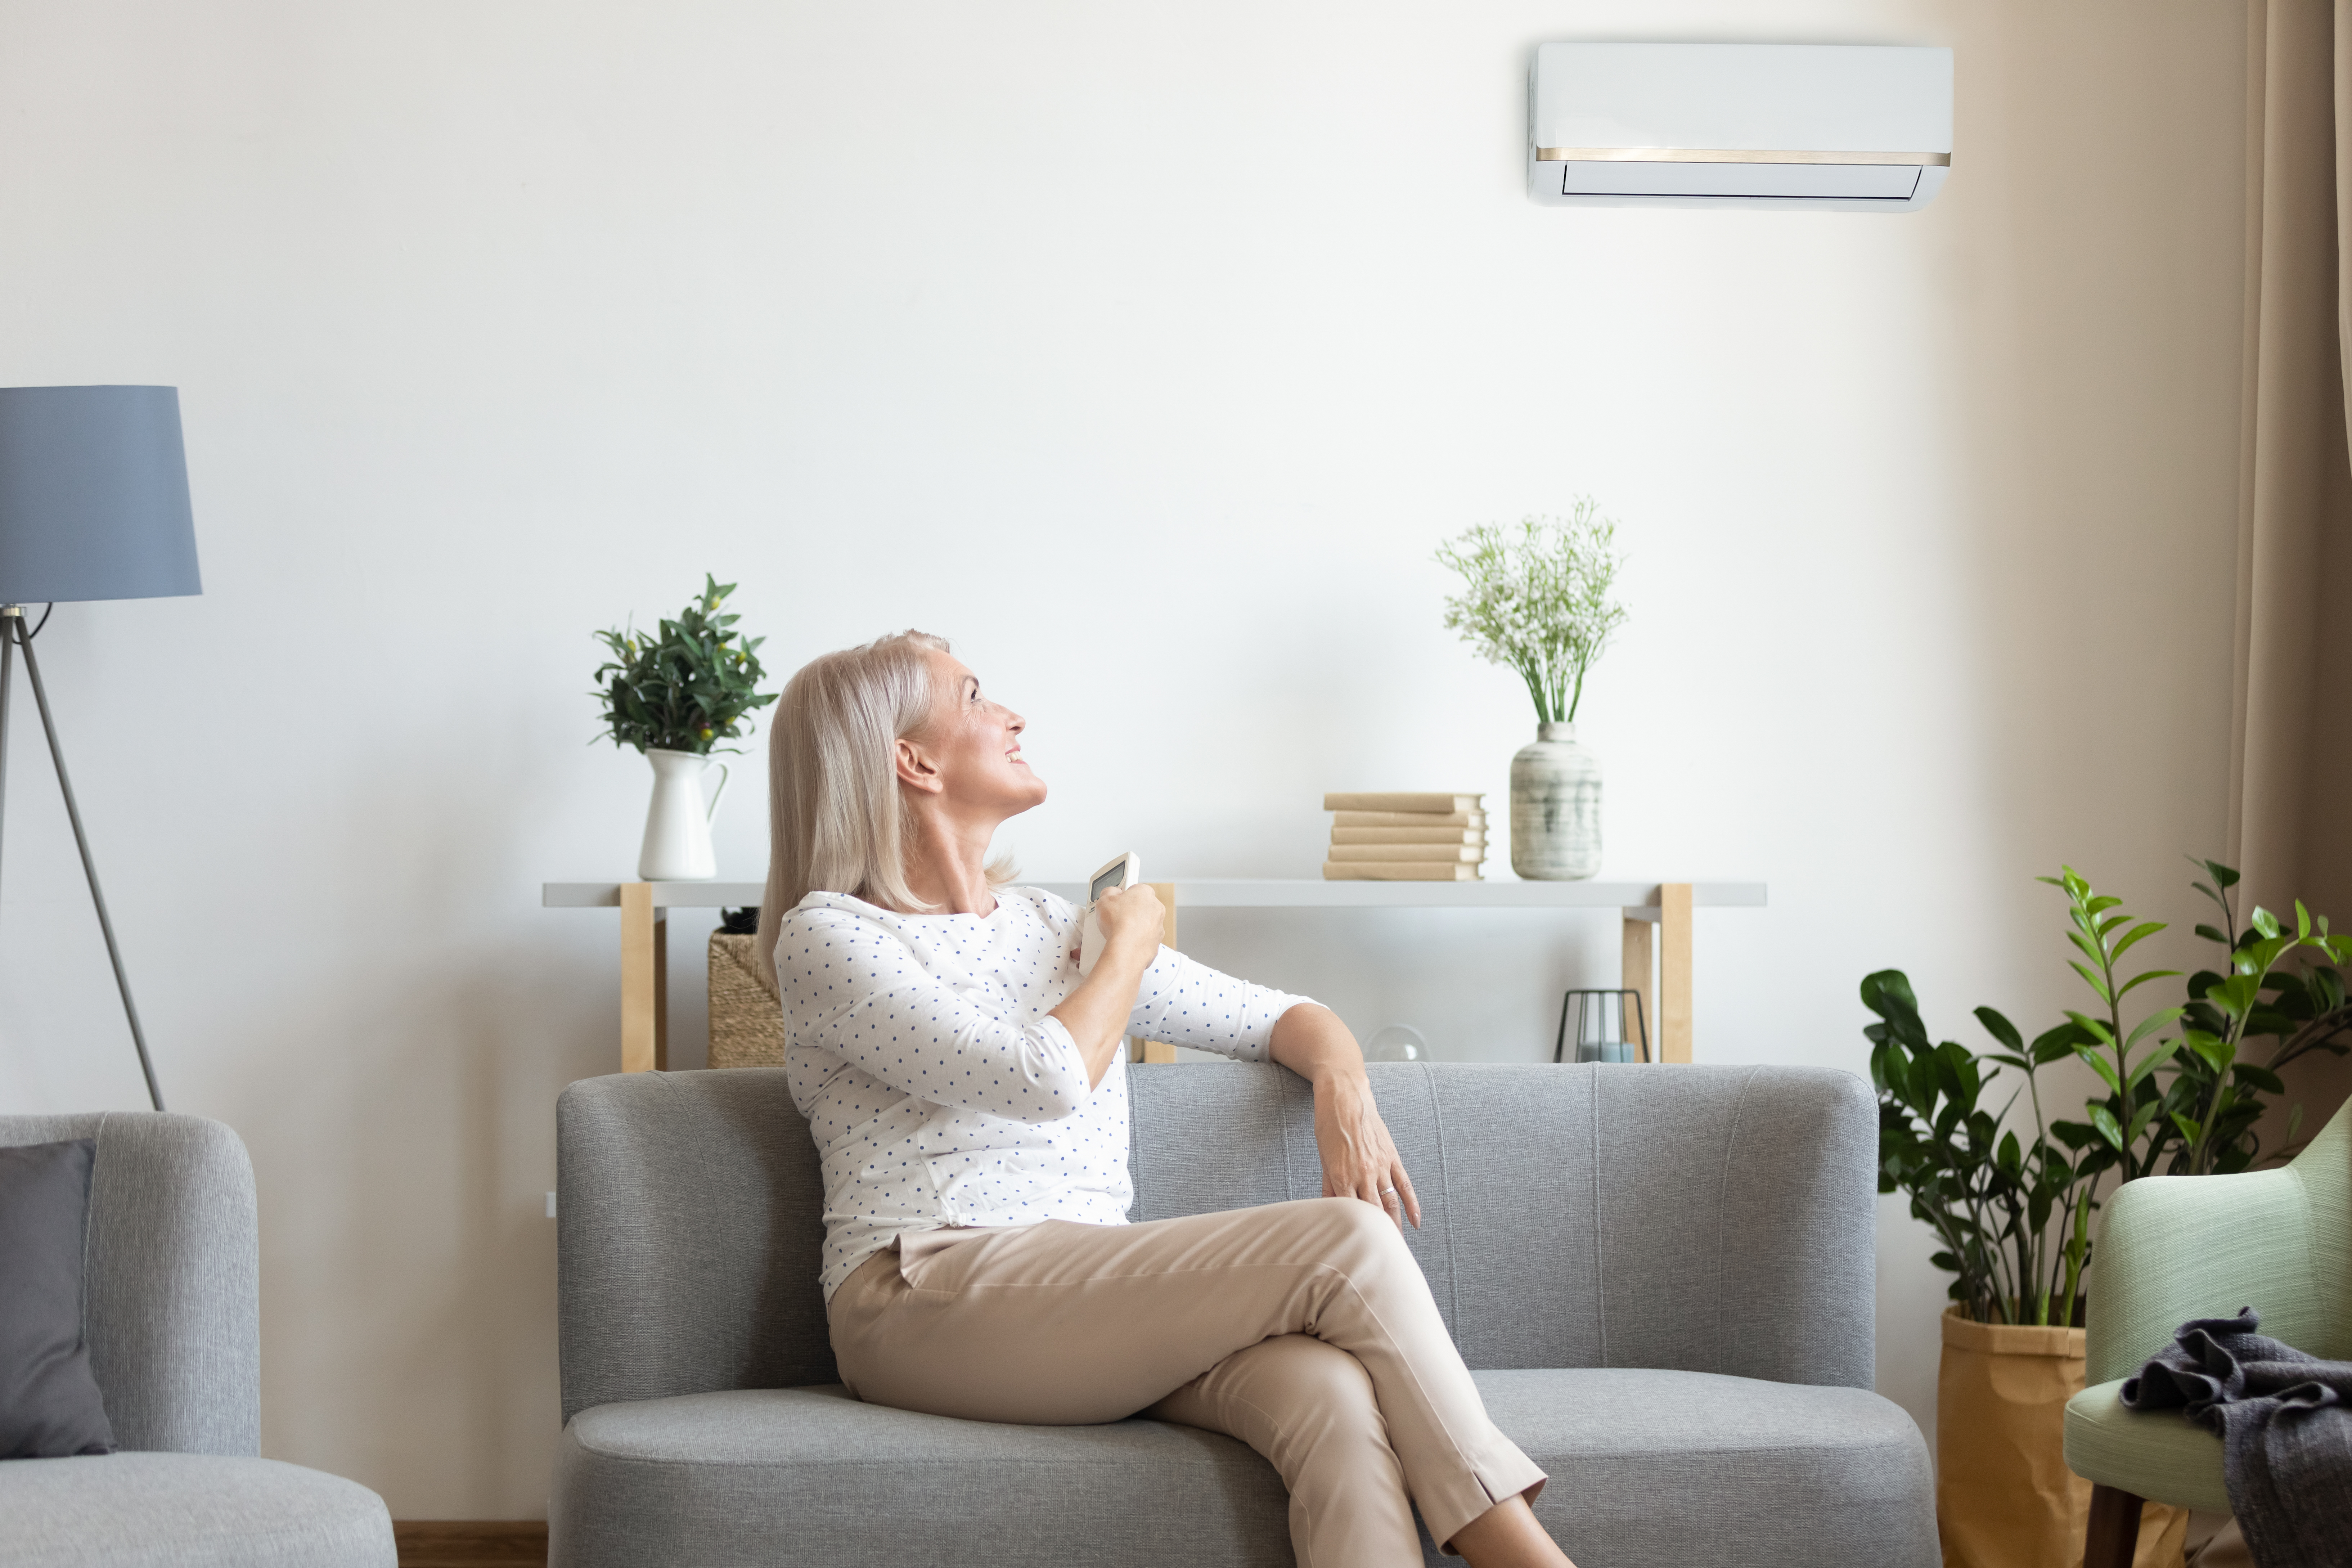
left=1435, top=501, right=1628, bottom=725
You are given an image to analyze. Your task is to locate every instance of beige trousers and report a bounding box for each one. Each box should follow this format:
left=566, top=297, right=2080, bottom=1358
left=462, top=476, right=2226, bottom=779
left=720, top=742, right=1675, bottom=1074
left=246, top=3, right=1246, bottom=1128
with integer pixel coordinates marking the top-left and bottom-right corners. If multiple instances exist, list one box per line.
left=827, top=1196, right=1547, bottom=1567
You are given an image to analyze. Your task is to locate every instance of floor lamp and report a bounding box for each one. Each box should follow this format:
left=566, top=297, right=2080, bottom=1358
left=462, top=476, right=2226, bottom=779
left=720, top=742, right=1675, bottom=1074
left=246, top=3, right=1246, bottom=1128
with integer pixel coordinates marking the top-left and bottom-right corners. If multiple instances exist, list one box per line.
left=0, top=386, right=203, bottom=1112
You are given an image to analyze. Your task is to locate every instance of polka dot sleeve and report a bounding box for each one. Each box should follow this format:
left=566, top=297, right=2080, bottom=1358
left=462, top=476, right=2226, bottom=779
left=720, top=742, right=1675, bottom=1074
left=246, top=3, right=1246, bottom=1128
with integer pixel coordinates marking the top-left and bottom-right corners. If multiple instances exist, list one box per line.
left=1126, top=945, right=1311, bottom=1061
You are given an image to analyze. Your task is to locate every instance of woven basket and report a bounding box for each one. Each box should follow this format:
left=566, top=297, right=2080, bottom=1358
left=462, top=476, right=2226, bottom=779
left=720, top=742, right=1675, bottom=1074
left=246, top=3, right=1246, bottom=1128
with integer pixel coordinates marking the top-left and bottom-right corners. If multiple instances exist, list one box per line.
left=707, top=931, right=785, bottom=1069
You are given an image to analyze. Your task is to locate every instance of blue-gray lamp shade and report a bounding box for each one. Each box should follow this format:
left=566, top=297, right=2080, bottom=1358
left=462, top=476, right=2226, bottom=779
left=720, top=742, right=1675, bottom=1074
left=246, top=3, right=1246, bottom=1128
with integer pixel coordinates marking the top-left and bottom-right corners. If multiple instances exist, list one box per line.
left=0, top=386, right=201, bottom=605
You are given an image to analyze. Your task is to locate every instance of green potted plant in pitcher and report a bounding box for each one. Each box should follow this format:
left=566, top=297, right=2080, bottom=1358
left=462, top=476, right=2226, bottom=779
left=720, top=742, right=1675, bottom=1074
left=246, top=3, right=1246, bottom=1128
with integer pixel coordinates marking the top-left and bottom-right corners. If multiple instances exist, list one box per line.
left=591, top=575, right=777, bottom=881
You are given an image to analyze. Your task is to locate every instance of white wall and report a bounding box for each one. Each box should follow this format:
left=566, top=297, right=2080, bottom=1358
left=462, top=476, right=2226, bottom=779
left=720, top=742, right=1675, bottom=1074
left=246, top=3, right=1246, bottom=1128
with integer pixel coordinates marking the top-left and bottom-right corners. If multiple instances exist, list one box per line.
left=0, top=0, right=2249, bottom=1517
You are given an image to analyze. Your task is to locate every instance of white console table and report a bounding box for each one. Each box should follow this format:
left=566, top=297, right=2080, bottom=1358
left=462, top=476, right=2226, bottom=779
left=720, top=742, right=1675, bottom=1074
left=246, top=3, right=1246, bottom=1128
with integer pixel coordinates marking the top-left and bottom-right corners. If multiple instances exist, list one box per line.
left=542, top=879, right=1767, bottom=1074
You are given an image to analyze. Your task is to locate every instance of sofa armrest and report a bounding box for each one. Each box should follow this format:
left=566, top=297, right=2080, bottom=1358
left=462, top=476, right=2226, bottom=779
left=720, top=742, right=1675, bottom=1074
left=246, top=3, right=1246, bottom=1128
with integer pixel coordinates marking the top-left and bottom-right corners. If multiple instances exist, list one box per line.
left=0, top=1112, right=261, bottom=1455
left=2084, top=1167, right=2324, bottom=1386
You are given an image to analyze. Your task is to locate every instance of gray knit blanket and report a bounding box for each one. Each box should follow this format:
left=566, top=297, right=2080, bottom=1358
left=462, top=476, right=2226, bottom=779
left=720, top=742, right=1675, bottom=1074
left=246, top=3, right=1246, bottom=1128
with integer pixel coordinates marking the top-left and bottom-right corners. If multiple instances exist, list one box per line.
left=2120, top=1308, right=2352, bottom=1568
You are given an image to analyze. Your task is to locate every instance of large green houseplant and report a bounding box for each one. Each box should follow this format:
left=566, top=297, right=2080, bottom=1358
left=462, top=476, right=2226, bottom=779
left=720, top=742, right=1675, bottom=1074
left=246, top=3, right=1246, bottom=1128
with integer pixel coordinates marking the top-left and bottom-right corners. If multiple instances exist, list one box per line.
left=1869, top=861, right=2352, bottom=1568
left=1871, top=861, right=2352, bottom=1327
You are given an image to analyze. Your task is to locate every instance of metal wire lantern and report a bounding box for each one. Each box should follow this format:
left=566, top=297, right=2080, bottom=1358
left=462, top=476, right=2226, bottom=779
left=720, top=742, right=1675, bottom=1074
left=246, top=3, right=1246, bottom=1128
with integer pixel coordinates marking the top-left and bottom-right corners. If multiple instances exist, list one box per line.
left=1552, top=988, right=1649, bottom=1064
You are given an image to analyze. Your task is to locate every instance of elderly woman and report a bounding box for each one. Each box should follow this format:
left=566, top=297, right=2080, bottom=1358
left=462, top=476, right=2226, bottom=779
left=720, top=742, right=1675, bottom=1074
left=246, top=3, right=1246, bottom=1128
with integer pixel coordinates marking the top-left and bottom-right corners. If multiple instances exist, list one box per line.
left=755, top=631, right=1576, bottom=1568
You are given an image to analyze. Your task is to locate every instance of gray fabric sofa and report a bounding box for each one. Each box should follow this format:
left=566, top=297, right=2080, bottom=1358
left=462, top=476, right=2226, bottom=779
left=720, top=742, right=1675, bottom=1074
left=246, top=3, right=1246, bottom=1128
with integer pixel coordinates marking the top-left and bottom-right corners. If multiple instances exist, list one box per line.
left=552, top=1061, right=1935, bottom=1567
left=0, top=1113, right=395, bottom=1568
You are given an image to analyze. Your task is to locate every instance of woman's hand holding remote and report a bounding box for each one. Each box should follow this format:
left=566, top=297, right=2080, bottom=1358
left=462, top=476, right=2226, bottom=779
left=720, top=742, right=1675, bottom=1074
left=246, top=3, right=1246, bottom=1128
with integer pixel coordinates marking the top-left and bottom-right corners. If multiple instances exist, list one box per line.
left=1048, top=883, right=1165, bottom=1090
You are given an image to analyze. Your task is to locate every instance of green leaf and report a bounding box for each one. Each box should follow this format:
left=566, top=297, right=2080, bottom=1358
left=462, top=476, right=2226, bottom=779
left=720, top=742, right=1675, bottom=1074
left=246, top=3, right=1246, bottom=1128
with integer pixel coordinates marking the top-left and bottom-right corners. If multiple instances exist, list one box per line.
left=2111, top=921, right=2167, bottom=961
left=2050, top=1119, right=2100, bottom=1150
left=1973, top=1007, right=2025, bottom=1053
left=2212, top=974, right=2261, bottom=1017
left=2211, top=862, right=2242, bottom=889
left=2188, top=1031, right=2233, bottom=1073
left=2125, top=1036, right=2182, bottom=1089
left=2297, top=901, right=2313, bottom=941
left=2074, top=1044, right=2124, bottom=1097
left=1859, top=969, right=1921, bottom=1025
left=2232, top=1062, right=2287, bottom=1095
left=2090, top=1105, right=2127, bottom=1151
left=2114, top=969, right=2183, bottom=1001
left=2031, top=1023, right=2086, bottom=1065
left=2195, top=924, right=2232, bottom=945
left=2122, top=1006, right=2186, bottom=1051
left=2067, top=1011, right=2117, bottom=1046
left=2068, top=960, right=2115, bottom=1003
left=2252, top=906, right=2282, bottom=939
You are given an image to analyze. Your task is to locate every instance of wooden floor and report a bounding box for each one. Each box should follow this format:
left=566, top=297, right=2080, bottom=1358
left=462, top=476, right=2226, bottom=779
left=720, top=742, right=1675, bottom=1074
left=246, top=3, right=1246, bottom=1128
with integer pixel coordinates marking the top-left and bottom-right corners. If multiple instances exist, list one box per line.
left=393, top=1523, right=548, bottom=1568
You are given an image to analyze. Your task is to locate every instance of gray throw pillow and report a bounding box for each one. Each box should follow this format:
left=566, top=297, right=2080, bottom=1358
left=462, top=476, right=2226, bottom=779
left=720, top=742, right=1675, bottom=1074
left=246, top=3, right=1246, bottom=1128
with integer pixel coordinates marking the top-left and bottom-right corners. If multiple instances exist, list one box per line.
left=0, top=1139, right=116, bottom=1458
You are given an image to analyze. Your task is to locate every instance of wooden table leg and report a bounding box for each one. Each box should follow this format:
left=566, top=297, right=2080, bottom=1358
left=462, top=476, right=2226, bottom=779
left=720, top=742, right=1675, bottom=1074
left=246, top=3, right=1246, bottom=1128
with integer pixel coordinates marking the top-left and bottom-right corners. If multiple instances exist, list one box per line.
left=2084, top=1485, right=2144, bottom=1568
left=1660, top=882, right=1694, bottom=1062
left=1136, top=881, right=1180, bottom=1065
left=620, top=882, right=668, bottom=1074
left=1620, top=915, right=1656, bottom=1061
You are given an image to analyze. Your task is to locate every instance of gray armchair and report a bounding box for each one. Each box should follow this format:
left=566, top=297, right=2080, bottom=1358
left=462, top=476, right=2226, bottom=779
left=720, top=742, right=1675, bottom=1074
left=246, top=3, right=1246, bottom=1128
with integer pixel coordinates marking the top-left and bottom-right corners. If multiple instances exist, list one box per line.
left=0, top=1113, right=395, bottom=1568
left=552, top=1061, right=1937, bottom=1567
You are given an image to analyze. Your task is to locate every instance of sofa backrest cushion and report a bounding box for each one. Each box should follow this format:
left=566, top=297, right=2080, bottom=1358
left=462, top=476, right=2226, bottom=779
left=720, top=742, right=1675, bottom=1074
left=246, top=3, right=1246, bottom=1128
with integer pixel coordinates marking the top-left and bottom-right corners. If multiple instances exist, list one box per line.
left=555, top=1060, right=1875, bottom=1421
left=0, top=1113, right=260, bottom=1456
left=1125, top=1061, right=1875, bottom=1383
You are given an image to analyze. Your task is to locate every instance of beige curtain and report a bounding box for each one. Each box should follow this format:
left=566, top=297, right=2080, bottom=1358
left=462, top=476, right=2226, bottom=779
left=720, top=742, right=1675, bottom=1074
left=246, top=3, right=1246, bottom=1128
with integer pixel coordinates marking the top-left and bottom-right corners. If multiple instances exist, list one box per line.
left=2230, top=0, right=2352, bottom=1133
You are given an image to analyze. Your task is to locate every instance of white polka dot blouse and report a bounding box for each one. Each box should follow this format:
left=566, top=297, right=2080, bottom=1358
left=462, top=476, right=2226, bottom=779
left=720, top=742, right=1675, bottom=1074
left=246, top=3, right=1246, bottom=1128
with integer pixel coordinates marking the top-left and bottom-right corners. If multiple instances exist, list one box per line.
left=775, top=885, right=1314, bottom=1299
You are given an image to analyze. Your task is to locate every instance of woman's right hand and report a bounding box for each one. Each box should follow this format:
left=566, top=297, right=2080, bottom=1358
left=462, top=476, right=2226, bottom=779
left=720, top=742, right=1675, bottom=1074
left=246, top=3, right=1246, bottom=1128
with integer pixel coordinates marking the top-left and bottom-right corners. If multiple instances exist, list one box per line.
left=1050, top=883, right=1165, bottom=1089
left=1092, top=882, right=1165, bottom=962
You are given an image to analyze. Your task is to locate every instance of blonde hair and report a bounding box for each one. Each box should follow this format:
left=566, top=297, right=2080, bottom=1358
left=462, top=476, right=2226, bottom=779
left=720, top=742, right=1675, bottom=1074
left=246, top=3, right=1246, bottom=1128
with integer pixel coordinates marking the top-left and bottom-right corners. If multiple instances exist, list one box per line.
left=755, top=630, right=1013, bottom=990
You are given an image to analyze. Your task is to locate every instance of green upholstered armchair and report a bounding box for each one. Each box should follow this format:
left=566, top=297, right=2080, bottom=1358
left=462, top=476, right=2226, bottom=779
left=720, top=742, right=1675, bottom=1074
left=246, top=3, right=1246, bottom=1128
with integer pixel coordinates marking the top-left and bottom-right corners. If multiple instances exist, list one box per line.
left=2063, top=1096, right=2352, bottom=1567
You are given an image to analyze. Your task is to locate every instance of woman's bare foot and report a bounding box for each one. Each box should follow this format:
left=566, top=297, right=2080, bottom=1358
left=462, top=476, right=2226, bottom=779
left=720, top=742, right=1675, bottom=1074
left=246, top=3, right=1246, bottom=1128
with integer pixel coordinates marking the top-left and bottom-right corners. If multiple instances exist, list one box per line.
left=1449, top=1495, right=1575, bottom=1568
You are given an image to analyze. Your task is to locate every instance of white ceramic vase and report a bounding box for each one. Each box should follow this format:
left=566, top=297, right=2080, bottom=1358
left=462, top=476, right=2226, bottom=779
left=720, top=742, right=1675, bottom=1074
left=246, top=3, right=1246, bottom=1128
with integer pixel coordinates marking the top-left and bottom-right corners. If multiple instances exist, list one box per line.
left=638, top=748, right=730, bottom=881
left=1510, top=721, right=1601, bottom=881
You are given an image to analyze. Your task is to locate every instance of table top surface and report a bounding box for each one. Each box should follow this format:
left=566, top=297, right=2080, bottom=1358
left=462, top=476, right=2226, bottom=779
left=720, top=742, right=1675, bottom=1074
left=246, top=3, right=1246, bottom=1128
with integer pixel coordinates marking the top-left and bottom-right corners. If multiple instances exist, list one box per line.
left=543, top=879, right=1767, bottom=911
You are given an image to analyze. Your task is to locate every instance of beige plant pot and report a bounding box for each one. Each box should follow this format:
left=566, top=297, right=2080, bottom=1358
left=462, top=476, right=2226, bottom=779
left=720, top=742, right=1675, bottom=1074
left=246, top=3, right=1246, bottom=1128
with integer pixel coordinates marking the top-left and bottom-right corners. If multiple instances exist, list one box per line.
left=1937, top=1308, right=2187, bottom=1568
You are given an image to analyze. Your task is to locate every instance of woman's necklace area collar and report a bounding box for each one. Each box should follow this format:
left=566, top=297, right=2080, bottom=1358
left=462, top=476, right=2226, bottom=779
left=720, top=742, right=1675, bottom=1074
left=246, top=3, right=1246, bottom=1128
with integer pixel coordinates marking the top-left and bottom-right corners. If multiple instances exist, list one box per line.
left=837, top=888, right=1005, bottom=922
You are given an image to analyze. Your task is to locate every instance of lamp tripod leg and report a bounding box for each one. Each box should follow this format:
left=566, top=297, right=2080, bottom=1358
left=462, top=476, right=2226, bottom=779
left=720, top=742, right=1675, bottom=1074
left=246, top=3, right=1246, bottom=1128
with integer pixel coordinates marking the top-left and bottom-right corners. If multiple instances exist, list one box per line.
left=13, top=622, right=165, bottom=1112
left=0, top=614, right=14, bottom=899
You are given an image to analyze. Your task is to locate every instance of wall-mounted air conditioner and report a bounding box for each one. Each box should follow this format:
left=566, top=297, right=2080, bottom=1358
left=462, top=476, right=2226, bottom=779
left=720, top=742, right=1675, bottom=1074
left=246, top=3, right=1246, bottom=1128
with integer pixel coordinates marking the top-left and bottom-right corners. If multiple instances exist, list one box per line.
left=1528, top=42, right=1953, bottom=212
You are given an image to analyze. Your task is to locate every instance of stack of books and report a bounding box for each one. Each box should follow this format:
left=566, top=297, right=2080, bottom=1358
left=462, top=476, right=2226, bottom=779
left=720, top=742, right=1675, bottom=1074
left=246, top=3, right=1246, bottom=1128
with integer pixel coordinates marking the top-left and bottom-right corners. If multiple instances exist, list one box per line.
left=1322, top=792, right=1487, bottom=881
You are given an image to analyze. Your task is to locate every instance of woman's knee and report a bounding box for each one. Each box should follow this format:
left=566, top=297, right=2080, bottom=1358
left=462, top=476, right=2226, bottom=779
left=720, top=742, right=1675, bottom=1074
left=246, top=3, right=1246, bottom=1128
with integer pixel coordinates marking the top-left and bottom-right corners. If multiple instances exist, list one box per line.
left=1302, top=1194, right=1415, bottom=1267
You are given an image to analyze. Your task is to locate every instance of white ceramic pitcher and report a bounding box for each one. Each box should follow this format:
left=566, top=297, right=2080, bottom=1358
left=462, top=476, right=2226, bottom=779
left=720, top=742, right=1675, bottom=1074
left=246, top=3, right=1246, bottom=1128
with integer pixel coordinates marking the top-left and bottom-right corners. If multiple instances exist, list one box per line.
left=638, top=748, right=729, bottom=881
